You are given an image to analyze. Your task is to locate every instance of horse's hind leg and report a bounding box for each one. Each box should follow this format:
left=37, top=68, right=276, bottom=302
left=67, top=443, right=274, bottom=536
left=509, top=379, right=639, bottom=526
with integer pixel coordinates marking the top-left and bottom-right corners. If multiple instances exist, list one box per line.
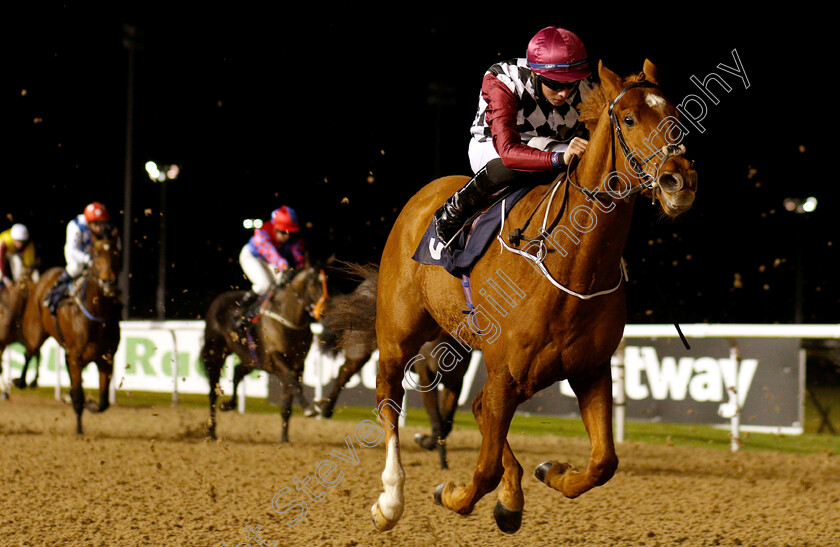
left=12, top=358, right=29, bottom=389
left=87, top=360, right=113, bottom=412
left=535, top=362, right=618, bottom=498
left=220, top=363, right=251, bottom=411
left=436, top=372, right=519, bottom=521
left=412, top=359, right=450, bottom=469
left=317, top=353, right=369, bottom=418
left=30, top=354, right=40, bottom=387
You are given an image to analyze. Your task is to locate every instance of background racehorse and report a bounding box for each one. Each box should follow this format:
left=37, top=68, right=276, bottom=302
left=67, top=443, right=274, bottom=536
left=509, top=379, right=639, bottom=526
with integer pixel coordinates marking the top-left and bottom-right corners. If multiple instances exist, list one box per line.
left=0, top=274, right=37, bottom=397
left=202, top=267, right=328, bottom=443
left=21, top=228, right=122, bottom=434
left=368, top=60, right=698, bottom=534
left=316, top=264, right=471, bottom=469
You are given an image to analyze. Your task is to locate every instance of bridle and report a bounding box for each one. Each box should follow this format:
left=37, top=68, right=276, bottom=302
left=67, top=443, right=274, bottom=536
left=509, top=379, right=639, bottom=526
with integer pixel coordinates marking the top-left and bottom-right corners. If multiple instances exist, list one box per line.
left=499, top=80, right=689, bottom=300
left=261, top=268, right=328, bottom=330
left=574, top=81, right=687, bottom=201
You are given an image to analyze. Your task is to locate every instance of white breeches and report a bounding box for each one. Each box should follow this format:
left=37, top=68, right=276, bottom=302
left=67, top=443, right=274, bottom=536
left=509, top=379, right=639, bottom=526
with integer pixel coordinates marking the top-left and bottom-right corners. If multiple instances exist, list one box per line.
left=65, top=258, right=88, bottom=278
left=239, top=244, right=280, bottom=294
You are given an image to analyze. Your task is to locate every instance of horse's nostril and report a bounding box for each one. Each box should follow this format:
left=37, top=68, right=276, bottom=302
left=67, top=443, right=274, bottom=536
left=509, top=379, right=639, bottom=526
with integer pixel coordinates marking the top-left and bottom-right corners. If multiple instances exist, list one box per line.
left=658, top=173, right=683, bottom=192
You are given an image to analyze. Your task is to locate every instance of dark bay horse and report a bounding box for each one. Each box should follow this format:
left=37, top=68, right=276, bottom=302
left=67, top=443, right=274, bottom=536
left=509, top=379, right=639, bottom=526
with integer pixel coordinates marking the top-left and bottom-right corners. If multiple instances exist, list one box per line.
left=21, top=229, right=122, bottom=434
left=369, top=60, right=698, bottom=533
left=202, top=267, right=328, bottom=443
left=316, top=265, right=470, bottom=469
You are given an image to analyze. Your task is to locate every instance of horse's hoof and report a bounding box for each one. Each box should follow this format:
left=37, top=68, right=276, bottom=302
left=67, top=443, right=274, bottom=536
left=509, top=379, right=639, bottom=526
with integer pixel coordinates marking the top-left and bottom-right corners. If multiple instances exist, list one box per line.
left=534, top=461, right=555, bottom=484
left=316, top=399, right=334, bottom=418
left=493, top=500, right=523, bottom=534
left=219, top=402, right=236, bottom=412
left=302, top=406, right=318, bottom=418
left=433, top=483, right=446, bottom=506
left=371, top=502, right=398, bottom=532
left=0, top=391, right=9, bottom=401
left=11, top=378, right=26, bottom=390
left=414, top=433, right=436, bottom=451
left=28, top=380, right=38, bottom=389
left=535, top=460, right=572, bottom=486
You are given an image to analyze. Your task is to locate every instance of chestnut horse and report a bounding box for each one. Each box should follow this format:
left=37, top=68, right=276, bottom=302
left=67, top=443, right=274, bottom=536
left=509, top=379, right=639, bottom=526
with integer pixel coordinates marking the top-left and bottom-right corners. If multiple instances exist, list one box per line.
left=202, top=267, right=328, bottom=443
left=315, top=266, right=470, bottom=469
left=0, top=275, right=36, bottom=397
left=21, top=228, right=121, bottom=434
left=369, top=60, right=698, bottom=534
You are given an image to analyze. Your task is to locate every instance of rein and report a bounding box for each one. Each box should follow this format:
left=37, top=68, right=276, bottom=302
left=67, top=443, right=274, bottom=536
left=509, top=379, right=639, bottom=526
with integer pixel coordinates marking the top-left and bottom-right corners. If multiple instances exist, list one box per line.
left=75, top=279, right=106, bottom=323
left=261, top=269, right=328, bottom=330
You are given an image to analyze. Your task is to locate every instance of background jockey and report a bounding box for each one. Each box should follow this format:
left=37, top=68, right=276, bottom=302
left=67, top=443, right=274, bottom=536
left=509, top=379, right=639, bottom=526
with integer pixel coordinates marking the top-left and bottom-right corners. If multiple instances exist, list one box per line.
left=434, top=25, right=594, bottom=247
left=238, top=205, right=307, bottom=308
left=44, top=202, right=112, bottom=313
left=0, top=223, right=38, bottom=287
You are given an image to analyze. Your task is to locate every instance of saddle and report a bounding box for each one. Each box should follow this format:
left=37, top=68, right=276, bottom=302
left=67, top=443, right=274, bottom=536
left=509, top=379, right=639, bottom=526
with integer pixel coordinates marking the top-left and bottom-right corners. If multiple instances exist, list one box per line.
left=412, top=185, right=531, bottom=315
left=44, top=272, right=80, bottom=316
left=412, top=185, right=531, bottom=278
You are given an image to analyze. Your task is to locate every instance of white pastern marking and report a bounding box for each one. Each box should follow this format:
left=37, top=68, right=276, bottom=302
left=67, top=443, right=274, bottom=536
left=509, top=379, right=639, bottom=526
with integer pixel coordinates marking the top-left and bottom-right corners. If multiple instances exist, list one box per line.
left=377, top=436, right=406, bottom=521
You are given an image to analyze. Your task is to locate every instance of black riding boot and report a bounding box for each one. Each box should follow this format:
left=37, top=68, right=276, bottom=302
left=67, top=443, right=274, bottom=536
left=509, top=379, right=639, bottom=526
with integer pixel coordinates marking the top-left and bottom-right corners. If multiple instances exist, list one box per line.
left=44, top=271, right=72, bottom=315
left=236, top=290, right=261, bottom=338
left=434, top=167, right=500, bottom=247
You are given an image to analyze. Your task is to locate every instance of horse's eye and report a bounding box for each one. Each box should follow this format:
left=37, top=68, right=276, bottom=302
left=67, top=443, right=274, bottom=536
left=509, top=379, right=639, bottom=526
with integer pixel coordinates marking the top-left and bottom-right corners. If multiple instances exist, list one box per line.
left=623, top=114, right=635, bottom=127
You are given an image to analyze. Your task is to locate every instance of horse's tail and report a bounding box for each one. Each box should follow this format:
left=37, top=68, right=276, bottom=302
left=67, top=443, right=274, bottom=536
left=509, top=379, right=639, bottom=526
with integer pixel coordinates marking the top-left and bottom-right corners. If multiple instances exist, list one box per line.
left=320, top=263, right=379, bottom=348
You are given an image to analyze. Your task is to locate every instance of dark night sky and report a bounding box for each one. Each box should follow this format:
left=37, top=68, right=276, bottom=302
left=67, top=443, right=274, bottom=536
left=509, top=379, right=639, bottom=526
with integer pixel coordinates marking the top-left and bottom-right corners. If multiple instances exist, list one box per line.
left=6, top=4, right=836, bottom=324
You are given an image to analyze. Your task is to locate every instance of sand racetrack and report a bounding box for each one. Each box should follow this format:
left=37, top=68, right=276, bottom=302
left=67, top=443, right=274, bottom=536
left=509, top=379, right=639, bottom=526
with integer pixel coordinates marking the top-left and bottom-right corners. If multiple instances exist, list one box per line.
left=1, top=392, right=838, bottom=546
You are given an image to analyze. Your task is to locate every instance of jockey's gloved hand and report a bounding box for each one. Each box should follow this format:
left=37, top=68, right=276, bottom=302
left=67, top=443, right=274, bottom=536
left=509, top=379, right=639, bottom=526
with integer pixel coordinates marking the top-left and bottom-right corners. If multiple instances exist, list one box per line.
left=0, top=276, right=11, bottom=288
left=279, top=268, right=296, bottom=287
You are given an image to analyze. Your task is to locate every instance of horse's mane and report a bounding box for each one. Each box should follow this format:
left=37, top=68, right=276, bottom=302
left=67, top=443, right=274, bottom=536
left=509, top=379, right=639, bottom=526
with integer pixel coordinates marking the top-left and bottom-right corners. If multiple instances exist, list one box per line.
left=578, top=70, right=652, bottom=133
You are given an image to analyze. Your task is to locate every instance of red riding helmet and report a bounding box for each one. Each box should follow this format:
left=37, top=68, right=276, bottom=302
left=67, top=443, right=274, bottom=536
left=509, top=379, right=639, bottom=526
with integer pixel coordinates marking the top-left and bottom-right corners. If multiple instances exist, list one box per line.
left=84, top=202, right=109, bottom=222
left=271, top=206, right=300, bottom=233
left=527, top=26, right=591, bottom=82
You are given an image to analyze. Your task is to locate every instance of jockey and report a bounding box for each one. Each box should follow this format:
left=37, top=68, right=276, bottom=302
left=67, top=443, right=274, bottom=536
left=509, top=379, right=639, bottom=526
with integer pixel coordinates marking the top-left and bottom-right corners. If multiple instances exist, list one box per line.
left=239, top=205, right=307, bottom=308
left=0, top=223, right=37, bottom=287
left=434, top=26, right=594, bottom=247
left=44, top=202, right=111, bottom=313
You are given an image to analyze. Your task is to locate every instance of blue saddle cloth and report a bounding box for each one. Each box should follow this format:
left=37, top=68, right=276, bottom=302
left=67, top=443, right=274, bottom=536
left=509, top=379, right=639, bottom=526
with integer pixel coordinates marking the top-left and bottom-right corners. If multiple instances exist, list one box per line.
left=411, top=186, right=531, bottom=278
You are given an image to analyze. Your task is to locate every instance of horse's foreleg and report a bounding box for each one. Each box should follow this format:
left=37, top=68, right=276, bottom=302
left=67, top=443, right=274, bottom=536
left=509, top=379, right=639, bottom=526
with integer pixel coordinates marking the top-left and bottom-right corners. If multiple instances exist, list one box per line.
left=436, top=373, right=518, bottom=519
left=66, top=356, right=85, bottom=435
left=536, top=362, right=618, bottom=498
left=279, top=376, right=293, bottom=444
left=288, top=369, right=316, bottom=418
left=205, top=356, right=222, bottom=440
left=370, top=346, right=410, bottom=532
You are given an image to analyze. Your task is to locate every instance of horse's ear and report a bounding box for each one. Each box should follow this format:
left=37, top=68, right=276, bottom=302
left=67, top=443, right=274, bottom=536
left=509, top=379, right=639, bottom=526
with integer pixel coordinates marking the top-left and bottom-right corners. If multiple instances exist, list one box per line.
left=643, top=59, right=660, bottom=86
left=598, top=60, right=623, bottom=100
